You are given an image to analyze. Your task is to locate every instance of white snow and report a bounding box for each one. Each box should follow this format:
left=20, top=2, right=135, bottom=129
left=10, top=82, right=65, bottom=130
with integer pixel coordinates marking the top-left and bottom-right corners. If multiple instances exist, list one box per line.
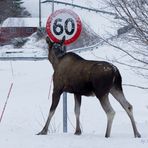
left=2, top=18, right=47, bottom=27
left=0, top=48, right=148, bottom=148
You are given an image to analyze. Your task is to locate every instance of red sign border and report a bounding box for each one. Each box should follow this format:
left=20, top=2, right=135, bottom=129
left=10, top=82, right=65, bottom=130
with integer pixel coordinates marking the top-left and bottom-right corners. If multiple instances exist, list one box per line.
left=46, top=9, right=82, bottom=45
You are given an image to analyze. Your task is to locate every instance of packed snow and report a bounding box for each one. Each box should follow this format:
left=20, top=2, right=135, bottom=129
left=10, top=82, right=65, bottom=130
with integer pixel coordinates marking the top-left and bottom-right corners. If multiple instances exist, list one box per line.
left=0, top=0, right=148, bottom=148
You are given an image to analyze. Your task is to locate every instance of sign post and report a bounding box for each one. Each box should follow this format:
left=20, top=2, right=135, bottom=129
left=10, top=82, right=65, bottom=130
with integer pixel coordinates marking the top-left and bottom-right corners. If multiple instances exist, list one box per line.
left=63, top=92, right=67, bottom=132
left=46, top=9, right=82, bottom=133
left=39, top=0, right=42, bottom=28
left=52, top=0, right=54, bottom=12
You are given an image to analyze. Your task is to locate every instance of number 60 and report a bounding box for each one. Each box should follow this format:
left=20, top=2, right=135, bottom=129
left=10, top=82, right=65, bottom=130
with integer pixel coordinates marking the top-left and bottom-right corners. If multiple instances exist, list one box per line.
left=53, top=18, right=75, bottom=36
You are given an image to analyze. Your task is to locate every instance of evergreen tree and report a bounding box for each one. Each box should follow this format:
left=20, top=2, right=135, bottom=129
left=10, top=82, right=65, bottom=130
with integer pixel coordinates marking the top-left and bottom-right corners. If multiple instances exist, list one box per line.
left=11, top=0, right=25, bottom=17
left=0, top=0, right=31, bottom=24
left=0, top=0, right=11, bottom=23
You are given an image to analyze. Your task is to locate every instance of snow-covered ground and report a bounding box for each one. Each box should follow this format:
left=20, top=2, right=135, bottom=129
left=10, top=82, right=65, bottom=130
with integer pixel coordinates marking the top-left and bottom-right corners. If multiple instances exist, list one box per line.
left=0, top=48, right=148, bottom=148
left=0, top=34, right=48, bottom=59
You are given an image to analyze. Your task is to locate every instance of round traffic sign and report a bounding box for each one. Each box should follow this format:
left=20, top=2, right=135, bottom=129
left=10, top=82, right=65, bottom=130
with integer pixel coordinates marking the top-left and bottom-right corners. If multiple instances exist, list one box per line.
left=46, top=9, right=82, bottom=45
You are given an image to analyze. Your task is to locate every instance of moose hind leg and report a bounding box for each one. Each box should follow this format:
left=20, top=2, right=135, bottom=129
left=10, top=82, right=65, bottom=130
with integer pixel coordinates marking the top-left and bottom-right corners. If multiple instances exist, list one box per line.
left=37, top=91, right=61, bottom=135
left=110, top=88, right=141, bottom=138
left=98, top=94, right=115, bottom=138
left=74, top=94, right=82, bottom=135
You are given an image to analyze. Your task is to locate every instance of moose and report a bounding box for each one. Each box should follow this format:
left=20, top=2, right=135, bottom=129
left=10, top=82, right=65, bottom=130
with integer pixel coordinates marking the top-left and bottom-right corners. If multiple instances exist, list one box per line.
left=38, top=36, right=141, bottom=138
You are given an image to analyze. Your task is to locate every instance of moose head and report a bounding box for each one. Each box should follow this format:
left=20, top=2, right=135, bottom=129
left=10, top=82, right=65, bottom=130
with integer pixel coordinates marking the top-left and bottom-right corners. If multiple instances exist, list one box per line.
left=46, top=36, right=66, bottom=58
left=45, top=36, right=67, bottom=69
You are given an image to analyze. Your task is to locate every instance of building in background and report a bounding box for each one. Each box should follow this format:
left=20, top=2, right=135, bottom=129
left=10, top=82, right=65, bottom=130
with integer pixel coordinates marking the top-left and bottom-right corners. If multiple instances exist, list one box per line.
left=0, top=17, right=46, bottom=45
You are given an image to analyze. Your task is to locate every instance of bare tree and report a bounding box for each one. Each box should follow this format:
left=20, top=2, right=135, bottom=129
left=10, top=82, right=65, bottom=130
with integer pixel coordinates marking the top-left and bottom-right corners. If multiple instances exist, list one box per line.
left=0, top=0, right=31, bottom=24
left=106, top=0, right=148, bottom=45
left=100, top=0, right=148, bottom=82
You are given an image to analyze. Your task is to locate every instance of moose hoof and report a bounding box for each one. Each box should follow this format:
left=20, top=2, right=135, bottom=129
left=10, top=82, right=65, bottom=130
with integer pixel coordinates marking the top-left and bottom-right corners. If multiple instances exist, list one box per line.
left=74, top=130, right=82, bottom=135
left=135, top=133, right=141, bottom=138
left=105, top=134, right=110, bottom=138
left=37, top=129, right=48, bottom=135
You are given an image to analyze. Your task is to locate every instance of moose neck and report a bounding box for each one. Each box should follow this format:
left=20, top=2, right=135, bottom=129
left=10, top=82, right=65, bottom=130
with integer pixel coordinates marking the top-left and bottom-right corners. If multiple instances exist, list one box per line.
left=48, top=50, right=60, bottom=70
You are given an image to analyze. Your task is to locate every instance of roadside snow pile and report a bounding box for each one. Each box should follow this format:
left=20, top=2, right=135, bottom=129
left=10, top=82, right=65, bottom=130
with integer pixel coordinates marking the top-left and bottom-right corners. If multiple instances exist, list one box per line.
left=22, top=32, right=47, bottom=50
left=0, top=31, right=48, bottom=58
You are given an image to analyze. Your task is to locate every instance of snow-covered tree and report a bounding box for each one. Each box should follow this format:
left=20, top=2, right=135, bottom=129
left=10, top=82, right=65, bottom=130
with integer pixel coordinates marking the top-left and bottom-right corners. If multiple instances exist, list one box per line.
left=0, top=0, right=31, bottom=24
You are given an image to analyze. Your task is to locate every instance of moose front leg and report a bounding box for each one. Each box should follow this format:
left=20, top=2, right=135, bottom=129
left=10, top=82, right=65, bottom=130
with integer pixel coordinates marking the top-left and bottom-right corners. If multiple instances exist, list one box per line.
left=74, top=94, right=82, bottom=135
left=37, top=91, right=61, bottom=135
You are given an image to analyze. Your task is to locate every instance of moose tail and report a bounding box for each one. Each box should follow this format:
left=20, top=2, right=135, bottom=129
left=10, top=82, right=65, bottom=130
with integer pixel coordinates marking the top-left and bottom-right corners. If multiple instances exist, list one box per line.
left=113, top=69, right=123, bottom=91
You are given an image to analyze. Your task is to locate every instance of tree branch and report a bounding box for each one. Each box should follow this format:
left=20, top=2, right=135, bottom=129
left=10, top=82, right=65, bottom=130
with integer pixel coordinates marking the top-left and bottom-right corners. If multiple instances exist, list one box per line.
left=99, top=35, right=148, bottom=65
left=123, top=83, right=148, bottom=90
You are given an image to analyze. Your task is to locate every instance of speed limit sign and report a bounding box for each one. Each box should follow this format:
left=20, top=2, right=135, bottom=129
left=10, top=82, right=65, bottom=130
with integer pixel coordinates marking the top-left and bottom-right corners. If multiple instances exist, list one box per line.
left=46, top=9, right=82, bottom=45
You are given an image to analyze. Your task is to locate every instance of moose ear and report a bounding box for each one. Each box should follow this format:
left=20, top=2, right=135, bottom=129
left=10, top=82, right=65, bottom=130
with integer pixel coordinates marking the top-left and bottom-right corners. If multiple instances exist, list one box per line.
left=60, top=36, right=65, bottom=45
left=46, top=36, right=53, bottom=47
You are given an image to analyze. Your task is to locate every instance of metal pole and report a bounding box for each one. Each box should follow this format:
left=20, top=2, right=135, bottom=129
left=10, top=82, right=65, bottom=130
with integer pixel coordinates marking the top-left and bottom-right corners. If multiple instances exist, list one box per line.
left=63, top=92, right=67, bottom=133
left=52, top=0, right=54, bottom=12
left=0, top=83, right=13, bottom=123
left=39, top=0, right=41, bottom=27
left=63, top=45, right=67, bottom=133
left=42, top=0, right=116, bottom=16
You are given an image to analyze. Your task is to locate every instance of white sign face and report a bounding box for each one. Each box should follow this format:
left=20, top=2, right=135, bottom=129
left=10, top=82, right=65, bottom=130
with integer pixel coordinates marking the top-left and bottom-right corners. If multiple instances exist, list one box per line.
left=50, top=13, right=77, bottom=40
left=46, top=9, right=82, bottom=45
